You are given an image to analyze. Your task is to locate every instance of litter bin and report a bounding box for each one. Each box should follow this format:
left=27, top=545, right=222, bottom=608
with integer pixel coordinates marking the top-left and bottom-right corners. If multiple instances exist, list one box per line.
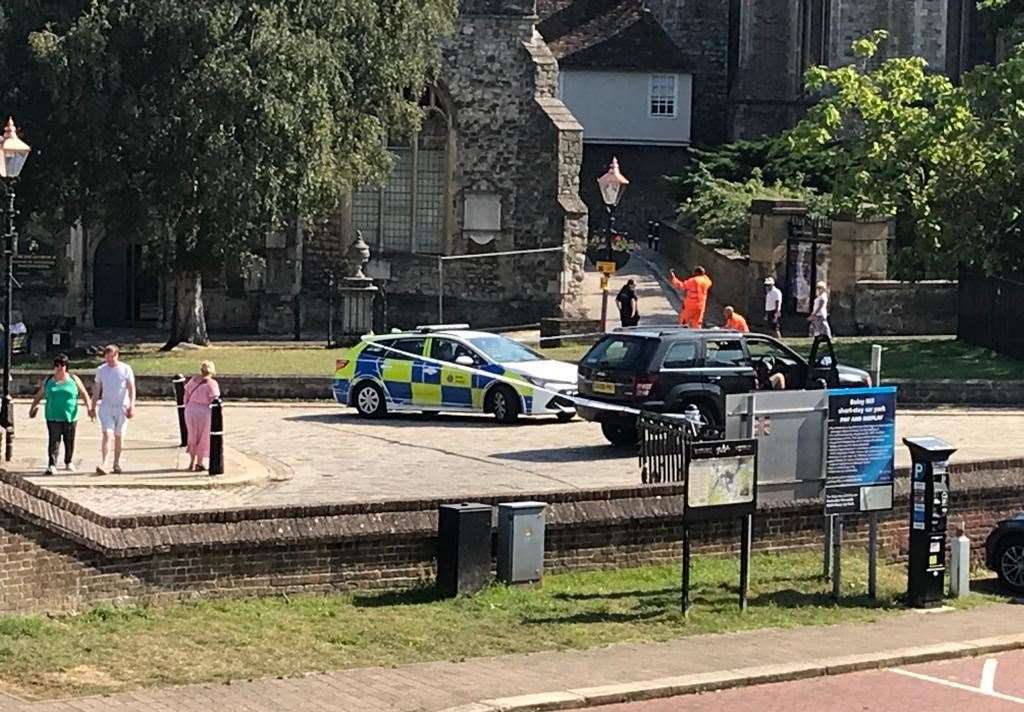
left=436, top=503, right=492, bottom=597
left=497, top=502, right=546, bottom=584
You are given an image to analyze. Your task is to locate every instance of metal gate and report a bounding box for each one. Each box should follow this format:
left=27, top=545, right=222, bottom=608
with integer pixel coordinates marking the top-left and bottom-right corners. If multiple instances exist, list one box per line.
left=785, top=217, right=831, bottom=315
left=637, top=412, right=693, bottom=485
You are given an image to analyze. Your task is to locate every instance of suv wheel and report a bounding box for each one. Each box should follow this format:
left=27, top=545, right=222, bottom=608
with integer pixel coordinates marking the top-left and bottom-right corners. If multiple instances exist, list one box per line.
left=997, top=535, right=1024, bottom=594
left=487, top=386, right=521, bottom=424
left=602, top=422, right=638, bottom=447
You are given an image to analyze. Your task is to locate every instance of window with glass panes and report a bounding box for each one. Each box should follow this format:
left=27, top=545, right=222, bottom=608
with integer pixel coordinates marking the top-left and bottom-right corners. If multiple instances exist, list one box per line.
left=350, top=89, right=450, bottom=254
left=649, top=74, right=677, bottom=117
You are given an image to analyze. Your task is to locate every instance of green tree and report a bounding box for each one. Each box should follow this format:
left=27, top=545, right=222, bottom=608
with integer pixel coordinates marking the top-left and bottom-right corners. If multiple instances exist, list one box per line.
left=787, top=31, right=982, bottom=278
left=4, top=0, right=455, bottom=345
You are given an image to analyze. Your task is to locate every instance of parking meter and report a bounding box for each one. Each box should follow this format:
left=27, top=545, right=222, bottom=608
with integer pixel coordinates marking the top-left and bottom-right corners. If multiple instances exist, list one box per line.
left=903, top=436, right=957, bottom=608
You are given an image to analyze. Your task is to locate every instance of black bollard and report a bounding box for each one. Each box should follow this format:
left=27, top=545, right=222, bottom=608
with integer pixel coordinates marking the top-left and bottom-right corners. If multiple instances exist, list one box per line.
left=2, top=395, right=13, bottom=463
left=172, top=374, right=188, bottom=447
left=208, top=397, right=224, bottom=475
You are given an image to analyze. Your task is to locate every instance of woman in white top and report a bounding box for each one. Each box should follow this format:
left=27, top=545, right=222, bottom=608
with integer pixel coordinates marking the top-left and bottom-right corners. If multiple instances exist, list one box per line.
left=808, top=281, right=832, bottom=338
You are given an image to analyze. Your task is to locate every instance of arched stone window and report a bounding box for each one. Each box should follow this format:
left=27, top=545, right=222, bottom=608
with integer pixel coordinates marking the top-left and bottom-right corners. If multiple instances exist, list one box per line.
left=351, top=88, right=453, bottom=255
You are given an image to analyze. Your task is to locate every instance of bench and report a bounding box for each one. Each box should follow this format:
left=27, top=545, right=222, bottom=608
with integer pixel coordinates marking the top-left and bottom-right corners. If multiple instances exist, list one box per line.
left=8, top=333, right=28, bottom=357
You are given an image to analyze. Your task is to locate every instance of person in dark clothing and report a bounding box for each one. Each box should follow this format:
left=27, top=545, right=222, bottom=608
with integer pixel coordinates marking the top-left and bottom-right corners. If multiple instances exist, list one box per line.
left=616, top=279, right=640, bottom=327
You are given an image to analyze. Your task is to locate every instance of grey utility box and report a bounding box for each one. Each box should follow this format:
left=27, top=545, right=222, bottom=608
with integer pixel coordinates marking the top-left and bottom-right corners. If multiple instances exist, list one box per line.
left=497, top=502, right=546, bottom=584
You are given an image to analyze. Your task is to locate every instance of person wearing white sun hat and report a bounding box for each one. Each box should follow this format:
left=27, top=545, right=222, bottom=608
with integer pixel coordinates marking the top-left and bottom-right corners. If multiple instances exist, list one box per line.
left=763, top=277, right=783, bottom=338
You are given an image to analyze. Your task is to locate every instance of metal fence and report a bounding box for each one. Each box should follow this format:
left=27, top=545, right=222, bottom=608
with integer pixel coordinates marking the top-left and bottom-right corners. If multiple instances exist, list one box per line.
left=958, top=268, right=1024, bottom=359
left=637, top=412, right=694, bottom=485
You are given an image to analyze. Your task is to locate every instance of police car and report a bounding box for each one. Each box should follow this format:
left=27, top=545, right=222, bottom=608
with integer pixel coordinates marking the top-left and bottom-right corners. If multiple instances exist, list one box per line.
left=332, top=325, right=578, bottom=423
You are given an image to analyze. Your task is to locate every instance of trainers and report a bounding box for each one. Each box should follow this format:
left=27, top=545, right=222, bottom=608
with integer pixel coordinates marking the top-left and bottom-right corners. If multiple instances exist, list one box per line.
left=112, top=464, right=123, bottom=474
left=93, top=466, right=107, bottom=476
left=64, top=463, right=76, bottom=473
left=44, top=465, right=56, bottom=475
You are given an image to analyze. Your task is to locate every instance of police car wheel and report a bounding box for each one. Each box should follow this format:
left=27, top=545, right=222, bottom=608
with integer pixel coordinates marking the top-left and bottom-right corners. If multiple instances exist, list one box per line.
left=997, top=536, right=1024, bottom=594
left=353, top=382, right=386, bottom=418
left=487, top=386, right=520, bottom=424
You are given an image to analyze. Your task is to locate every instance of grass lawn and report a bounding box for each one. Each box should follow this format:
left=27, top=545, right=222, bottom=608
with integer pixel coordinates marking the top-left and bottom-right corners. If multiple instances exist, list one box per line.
left=13, top=336, right=1022, bottom=380
left=0, top=550, right=995, bottom=700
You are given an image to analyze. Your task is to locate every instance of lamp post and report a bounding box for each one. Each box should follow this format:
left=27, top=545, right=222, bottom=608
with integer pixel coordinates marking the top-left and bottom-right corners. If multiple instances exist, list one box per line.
left=596, top=158, right=629, bottom=332
left=0, top=118, right=31, bottom=462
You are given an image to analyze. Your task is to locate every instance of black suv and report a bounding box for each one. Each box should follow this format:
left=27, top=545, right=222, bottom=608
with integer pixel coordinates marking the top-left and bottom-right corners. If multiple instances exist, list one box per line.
left=576, top=328, right=871, bottom=446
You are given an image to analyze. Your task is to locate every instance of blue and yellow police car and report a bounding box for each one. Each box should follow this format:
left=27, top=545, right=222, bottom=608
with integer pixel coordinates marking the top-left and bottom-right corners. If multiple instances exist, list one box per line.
left=332, top=325, right=578, bottom=424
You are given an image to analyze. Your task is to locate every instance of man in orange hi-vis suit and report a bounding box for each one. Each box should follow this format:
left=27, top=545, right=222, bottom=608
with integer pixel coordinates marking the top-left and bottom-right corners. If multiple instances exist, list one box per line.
left=669, top=266, right=712, bottom=328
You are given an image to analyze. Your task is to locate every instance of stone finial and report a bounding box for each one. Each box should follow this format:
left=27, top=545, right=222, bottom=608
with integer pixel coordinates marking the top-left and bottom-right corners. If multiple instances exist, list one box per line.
left=344, top=230, right=371, bottom=280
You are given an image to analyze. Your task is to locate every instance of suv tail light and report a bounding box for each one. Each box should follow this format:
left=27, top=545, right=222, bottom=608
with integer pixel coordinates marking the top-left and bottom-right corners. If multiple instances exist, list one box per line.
left=633, top=375, right=657, bottom=399
left=335, top=359, right=350, bottom=371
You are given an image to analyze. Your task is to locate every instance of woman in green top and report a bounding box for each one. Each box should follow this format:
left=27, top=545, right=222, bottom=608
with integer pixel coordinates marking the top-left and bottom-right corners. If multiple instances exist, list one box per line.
left=29, top=354, right=93, bottom=475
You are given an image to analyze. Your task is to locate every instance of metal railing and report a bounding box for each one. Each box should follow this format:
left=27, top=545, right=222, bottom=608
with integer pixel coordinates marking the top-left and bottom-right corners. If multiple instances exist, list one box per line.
left=638, top=412, right=698, bottom=485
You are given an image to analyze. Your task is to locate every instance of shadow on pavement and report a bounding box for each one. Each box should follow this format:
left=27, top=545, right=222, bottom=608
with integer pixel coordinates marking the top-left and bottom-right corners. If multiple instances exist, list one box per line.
left=284, top=411, right=573, bottom=429
left=490, top=445, right=629, bottom=463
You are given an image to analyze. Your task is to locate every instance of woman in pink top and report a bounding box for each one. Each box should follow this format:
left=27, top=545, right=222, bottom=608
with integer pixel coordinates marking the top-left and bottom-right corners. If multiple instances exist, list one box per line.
left=184, top=360, right=220, bottom=472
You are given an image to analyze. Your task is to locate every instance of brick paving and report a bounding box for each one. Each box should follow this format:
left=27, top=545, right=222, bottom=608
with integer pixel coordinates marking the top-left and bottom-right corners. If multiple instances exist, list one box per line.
left=0, top=600, right=1019, bottom=710
left=593, top=647, right=1024, bottom=711
left=10, top=398, right=1024, bottom=516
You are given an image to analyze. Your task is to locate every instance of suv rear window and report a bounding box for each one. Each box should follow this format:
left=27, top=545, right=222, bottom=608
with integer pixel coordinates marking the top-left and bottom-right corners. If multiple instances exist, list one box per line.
left=581, top=336, right=653, bottom=371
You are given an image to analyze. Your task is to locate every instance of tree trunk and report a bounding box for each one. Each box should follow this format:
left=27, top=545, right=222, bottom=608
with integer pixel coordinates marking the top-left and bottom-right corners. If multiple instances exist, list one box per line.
left=165, top=271, right=209, bottom=349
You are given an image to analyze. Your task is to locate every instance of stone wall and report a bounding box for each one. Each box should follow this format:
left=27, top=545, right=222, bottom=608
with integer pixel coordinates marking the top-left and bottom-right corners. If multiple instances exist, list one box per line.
left=0, top=459, right=1018, bottom=615
left=644, top=0, right=732, bottom=145
left=853, top=280, right=957, bottom=335
left=729, top=0, right=985, bottom=139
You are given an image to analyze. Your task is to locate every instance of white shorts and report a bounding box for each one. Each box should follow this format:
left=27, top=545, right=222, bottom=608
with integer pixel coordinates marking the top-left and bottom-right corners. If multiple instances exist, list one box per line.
left=98, top=409, right=128, bottom=435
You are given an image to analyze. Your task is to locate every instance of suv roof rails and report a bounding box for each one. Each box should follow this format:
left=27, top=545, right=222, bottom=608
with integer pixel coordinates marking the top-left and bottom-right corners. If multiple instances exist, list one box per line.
left=414, top=323, right=471, bottom=333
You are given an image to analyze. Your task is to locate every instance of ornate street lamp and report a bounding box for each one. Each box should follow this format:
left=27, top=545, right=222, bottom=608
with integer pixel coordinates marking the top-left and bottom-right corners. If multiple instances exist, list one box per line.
left=595, top=158, right=629, bottom=331
left=0, top=118, right=31, bottom=461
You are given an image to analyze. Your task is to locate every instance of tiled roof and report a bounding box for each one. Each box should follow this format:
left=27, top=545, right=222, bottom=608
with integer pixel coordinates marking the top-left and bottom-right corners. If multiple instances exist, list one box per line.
left=536, top=0, right=689, bottom=72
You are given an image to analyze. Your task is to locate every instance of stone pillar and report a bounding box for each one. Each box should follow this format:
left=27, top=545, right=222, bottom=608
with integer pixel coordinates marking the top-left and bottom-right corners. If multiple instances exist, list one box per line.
left=747, top=198, right=806, bottom=317
left=337, top=231, right=378, bottom=345
left=829, top=213, right=891, bottom=334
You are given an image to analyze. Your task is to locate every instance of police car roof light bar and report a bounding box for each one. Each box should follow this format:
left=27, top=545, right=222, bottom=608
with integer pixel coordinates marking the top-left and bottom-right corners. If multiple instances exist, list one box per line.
left=415, top=324, right=471, bottom=333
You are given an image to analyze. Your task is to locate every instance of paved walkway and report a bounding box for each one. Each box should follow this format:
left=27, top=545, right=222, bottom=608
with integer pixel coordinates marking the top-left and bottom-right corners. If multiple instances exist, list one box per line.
left=1, top=415, right=272, bottom=487
left=1, top=600, right=1021, bottom=711
left=578, top=249, right=680, bottom=328
left=13, top=399, right=1024, bottom=516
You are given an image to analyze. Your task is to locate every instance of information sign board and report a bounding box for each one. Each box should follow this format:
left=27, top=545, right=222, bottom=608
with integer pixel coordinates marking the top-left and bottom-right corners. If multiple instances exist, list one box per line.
left=825, top=386, right=896, bottom=515
left=685, top=439, right=758, bottom=522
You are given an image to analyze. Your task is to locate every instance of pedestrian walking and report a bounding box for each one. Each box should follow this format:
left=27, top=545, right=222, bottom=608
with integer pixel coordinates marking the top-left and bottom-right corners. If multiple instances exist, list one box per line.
left=184, top=361, right=221, bottom=472
left=615, top=279, right=640, bottom=327
left=669, top=266, right=712, bottom=328
left=808, top=281, right=832, bottom=338
left=722, top=306, right=750, bottom=333
left=763, top=276, right=783, bottom=338
left=28, top=354, right=93, bottom=475
left=91, top=344, right=136, bottom=475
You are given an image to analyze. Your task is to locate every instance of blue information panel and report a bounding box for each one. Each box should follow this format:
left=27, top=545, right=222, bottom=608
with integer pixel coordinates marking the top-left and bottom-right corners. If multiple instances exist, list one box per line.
left=825, top=386, right=897, bottom=515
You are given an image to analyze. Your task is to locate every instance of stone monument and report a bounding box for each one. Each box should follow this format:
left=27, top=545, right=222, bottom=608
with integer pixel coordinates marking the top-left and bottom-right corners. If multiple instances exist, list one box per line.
left=337, top=230, right=379, bottom=344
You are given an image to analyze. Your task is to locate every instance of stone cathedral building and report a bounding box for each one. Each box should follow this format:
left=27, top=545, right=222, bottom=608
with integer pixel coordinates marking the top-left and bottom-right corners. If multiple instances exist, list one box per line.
left=23, top=0, right=999, bottom=335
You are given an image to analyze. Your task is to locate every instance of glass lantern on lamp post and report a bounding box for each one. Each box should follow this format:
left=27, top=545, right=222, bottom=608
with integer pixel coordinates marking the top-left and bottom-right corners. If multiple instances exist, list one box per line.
left=595, top=158, right=629, bottom=331
left=0, top=118, right=31, bottom=461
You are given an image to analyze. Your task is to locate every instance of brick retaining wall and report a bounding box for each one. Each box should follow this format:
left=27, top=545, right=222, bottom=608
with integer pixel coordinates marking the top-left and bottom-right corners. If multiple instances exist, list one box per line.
left=13, top=371, right=1023, bottom=405
left=0, top=460, right=1021, bottom=615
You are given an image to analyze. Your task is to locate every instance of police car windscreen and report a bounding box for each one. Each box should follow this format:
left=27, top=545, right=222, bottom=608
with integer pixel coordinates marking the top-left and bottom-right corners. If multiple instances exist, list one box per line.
left=468, top=336, right=543, bottom=363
